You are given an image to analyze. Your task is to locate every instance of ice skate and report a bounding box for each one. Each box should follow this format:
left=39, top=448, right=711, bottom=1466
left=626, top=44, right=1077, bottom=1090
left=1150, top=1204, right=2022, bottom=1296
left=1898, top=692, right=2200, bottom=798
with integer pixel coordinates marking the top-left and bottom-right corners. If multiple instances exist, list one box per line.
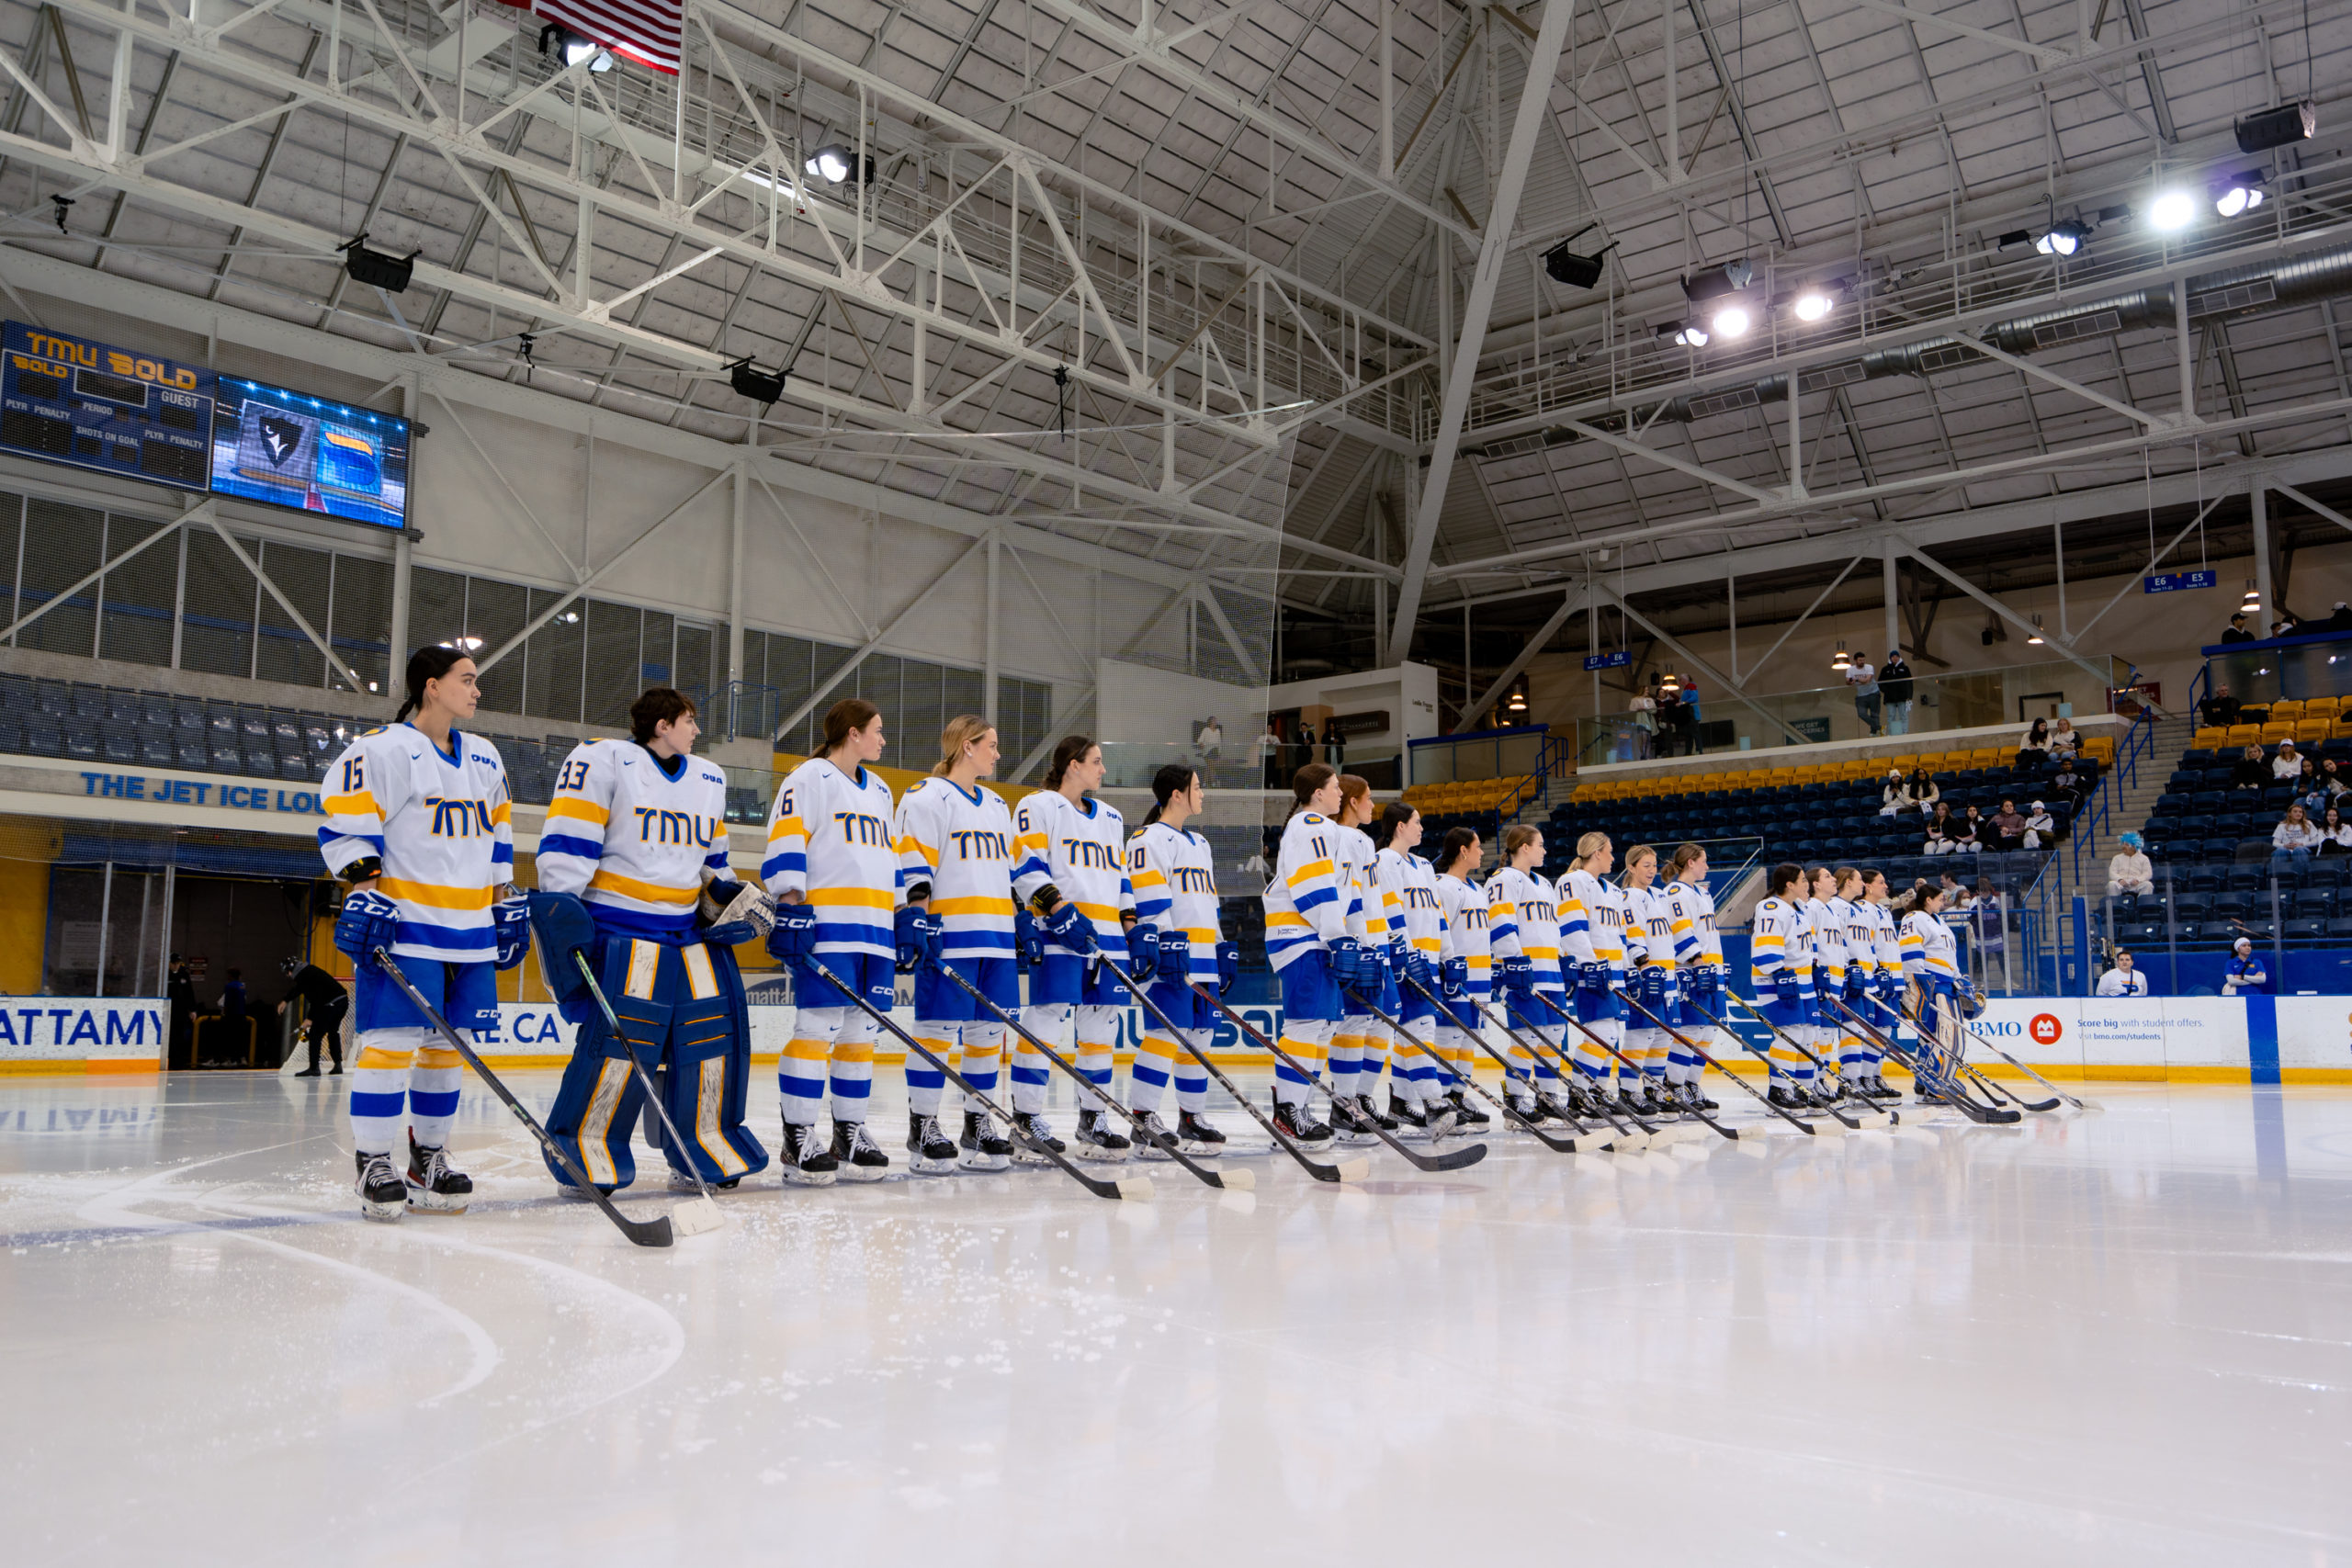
left=959, top=1110, right=1012, bottom=1170
left=907, top=1111, right=959, bottom=1174
left=1072, top=1108, right=1133, bottom=1160
left=1129, top=1108, right=1178, bottom=1159
left=1008, top=1111, right=1064, bottom=1164
left=831, top=1120, right=890, bottom=1180
left=781, top=1121, right=839, bottom=1186
left=669, top=1167, right=741, bottom=1192
left=1767, top=1085, right=1805, bottom=1111
left=1176, top=1109, right=1227, bottom=1154
left=355, top=1149, right=404, bottom=1223
left=1354, top=1094, right=1399, bottom=1133
left=1329, top=1094, right=1375, bottom=1144
left=1446, top=1088, right=1489, bottom=1131
left=1270, top=1098, right=1332, bottom=1148
left=404, top=1133, right=470, bottom=1214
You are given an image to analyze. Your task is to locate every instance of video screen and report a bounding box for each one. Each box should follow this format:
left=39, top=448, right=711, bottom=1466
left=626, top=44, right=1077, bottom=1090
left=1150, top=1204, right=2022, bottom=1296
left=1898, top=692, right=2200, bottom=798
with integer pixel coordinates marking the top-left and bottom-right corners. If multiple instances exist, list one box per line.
left=209, top=378, right=410, bottom=528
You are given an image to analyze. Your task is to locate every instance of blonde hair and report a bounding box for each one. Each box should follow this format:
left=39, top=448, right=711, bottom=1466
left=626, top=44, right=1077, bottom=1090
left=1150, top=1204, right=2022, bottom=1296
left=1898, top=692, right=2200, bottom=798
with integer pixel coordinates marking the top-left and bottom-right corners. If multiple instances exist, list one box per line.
left=1668, top=841, right=1707, bottom=880
left=1574, top=830, right=1611, bottom=866
left=1501, top=823, right=1542, bottom=863
left=933, top=714, right=994, bottom=776
left=1623, top=842, right=1659, bottom=878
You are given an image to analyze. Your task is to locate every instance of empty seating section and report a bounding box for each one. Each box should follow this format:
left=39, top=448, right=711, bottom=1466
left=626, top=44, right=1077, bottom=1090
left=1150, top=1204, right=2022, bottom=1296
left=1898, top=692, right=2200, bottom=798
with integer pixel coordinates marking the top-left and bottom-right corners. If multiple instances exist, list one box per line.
left=1543, top=737, right=2118, bottom=895
left=0, top=672, right=771, bottom=826
left=1399, top=774, right=1539, bottom=861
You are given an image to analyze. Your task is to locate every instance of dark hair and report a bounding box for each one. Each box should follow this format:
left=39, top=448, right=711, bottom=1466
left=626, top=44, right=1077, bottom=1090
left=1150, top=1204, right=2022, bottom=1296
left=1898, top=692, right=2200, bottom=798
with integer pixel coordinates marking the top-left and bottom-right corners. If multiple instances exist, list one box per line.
left=1668, top=841, right=1707, bottom=879
left=822, top=697, right=881, bottom=753
left=1770, top=861, right=1804, bottom=898
left=396, top=644, right=472, bottom=723
left=1861, top=866, right=1886, bottom=891
left=1371, top=801, right=1419, bottom=850
left=1440, top=826, right=1481, bottom=874
left=2029, top=717, right=2049, bottom=740
left=1142, top=763, right=1199, bottom=827
left=1289, top=761, right=1338, bottom=819
left=2113, top=947, right=2132, bottom=959
left=629, top=687, right=696, bottom=745
left=1046, top=735, right=1098, bottom=789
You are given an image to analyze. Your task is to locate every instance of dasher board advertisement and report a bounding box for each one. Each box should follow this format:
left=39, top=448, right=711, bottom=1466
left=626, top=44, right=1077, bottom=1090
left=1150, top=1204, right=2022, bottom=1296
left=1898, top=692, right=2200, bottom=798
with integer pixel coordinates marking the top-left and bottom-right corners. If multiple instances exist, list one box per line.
left=209, top=377, right=411, bottom=528
left=0, top=321, right=213, bottom=491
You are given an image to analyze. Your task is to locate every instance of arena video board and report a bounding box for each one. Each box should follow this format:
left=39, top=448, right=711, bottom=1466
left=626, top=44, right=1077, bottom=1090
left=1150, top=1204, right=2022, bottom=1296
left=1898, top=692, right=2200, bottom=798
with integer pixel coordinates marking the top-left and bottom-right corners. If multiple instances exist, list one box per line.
left=0, top=321, right=215, bottom=491
left=209, top=378, right=412, bottom=528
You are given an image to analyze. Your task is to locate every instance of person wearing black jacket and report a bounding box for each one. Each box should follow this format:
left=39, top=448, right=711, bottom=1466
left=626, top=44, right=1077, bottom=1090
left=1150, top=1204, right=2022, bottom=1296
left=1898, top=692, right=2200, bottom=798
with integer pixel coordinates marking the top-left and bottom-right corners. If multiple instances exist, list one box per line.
left=1880, top=650, right=1917, bottom=735
left=2220, top=612, right=2256, bottom=644
left=282, top=956, right=350, bottom=1077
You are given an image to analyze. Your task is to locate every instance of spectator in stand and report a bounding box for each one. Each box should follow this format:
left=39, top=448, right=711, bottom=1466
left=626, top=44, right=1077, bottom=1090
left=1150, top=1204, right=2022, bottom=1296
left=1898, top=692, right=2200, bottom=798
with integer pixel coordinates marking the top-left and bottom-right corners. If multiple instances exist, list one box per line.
left=2220, top=612, right=2256, bottom=645
left=1905, top=764, right=1940, bottom=816
left=2048, top=716, right=2080, bottom=759
left=2097, top=950, right=2151, bottom=996
left=2199, top=682, right=2244, bottom=728
left=2317, top=804, right=2352, bottom=856
left=2232, top=741, right=2269, bottom=790
left=1256, top=720, right=1283, bottom=786
left=1195, top=716, right=1223, bottom=761
left=2222, top=938, right=2269, bottom=996
left=1628, top=681, right=1658, bottom=758
left=2107, top=831, right=2154, bottom=897
left=1847, top=653, right=1881, bottom=735
left=2015, top=717, right=2052, bottom=773
left=1672, top=678, right=1702, bottom=754
left=2314, top=602, right=2352, bottom=635
left=1973, top=876, right=2006, bottom=958
left=1990, top=797, right=2028, bottom=852
left=1879, top=763, right=1909, bottom=816
left=2023, top=799, right=2058, bottom=851
left=2293, top=754, right=2325, bottom=812
left=1656, top=683, right=1688, bottom=758
left=1939, top=871, right=1972, bottom=908
left=2272, top=800, right=2324, bottom=874
left=1955, top=804, right=1985, bottom=854
left=2272, top=738, right=2305, bottom=782
left=1295, top=721, right=1319, bottom=773
left=2049, top=755, right=2087, bottom=807
left=2320, top=759, right=2350, bottom=804
left=1922, top=801, right=1959, bottom=855
left=1880, top=649, right=1916, bottom=735
left=2271, top=613, right=2301, bottom=638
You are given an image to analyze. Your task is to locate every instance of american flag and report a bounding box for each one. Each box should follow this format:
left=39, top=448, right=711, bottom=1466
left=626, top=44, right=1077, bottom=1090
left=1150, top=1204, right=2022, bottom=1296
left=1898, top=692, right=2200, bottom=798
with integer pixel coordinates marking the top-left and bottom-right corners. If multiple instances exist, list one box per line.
left=512, top=0, right=682, bottom=75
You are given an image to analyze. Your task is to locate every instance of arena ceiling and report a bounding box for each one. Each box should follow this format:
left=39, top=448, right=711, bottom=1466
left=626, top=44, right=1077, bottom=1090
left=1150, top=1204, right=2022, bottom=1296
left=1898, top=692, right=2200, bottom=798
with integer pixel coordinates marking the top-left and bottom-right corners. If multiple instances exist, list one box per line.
left=0, top=0, right=2347, bottom=692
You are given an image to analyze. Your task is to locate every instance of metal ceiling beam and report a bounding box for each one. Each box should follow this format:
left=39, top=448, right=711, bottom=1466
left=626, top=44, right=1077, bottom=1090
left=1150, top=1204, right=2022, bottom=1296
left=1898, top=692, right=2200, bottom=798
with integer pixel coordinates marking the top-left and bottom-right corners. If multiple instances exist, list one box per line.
left=1896, top=534, right=2119, bottom=688
left=1385, top=0, right=1572, bottom=665
left=1463, top=583, right=1586, bottom=725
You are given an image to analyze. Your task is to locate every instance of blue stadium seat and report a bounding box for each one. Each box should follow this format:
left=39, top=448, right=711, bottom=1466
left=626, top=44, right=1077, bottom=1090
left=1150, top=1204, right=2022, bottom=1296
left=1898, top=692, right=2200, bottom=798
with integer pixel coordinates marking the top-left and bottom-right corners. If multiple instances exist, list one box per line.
left=98, top=720, right=135, bottom=764
left=63, top=716, right=99, bottom=760
left=31, top=680, right=67, bottom=718
left=68, top=684, right=104, bottom=721
left=0, top=712, right=21, bottom=752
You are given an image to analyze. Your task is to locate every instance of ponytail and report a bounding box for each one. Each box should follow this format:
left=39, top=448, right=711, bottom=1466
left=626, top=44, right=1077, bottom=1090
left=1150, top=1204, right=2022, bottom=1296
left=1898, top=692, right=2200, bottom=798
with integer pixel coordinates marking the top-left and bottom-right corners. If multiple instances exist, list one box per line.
left=396, top=644, right=471, bottom=723
left=1288, top=762, right=1337, bottom=820
left=1371, top=801, right=1418, bottom=851
left=1439, top=826, right=1481, bottom=876
left=1045, top=735, right=1097, bottom=789
left=1143, top=763, right=1198, bottom=827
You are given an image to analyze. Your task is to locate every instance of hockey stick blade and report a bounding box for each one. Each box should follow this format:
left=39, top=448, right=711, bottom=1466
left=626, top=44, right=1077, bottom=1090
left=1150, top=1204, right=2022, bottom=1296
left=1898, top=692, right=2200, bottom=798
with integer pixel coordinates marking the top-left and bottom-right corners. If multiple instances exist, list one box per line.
left=801, top=957, right=1152, bottom=1201
left=1519, top=987, right=1740, bottom=1143
left=1419, top=978, right=1662, bottom=1150
left=1356, top=978, right=1601, bottom=1153
left=924, top=957, right=1243, bottom=1190
left=1196, top=983, right=1487, bottom=1172
left=1695, top=991, right=1884, bottom=1131
left=1128, top=982, right=1366, bottom=1183
left=370, top=947, right=673, bottom=1247
left=573, top=953, right=726, bottom=1235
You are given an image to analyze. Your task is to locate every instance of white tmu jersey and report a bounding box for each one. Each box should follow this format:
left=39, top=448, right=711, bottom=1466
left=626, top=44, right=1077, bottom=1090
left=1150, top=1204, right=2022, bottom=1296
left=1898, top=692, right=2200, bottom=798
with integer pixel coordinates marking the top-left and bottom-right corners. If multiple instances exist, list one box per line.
left=1015, top=792, right=1133, bottom=960
left=1487, top=866, right=1564, bottom=987
left=1128, top=823, right=1221, bottom=983
left=1374, top=847, right=1442, bottom=964
left=898, top=777, right=1046, bottom=962
left=1901, top=910, right=1961, bottom=982
left=320, top=722, right=514, bottom=963
left=1262, top=811, right=1347, bottom=971
left=1334, top=823, right=1385, bottom=951
left=1624, top=884, right=1686, bottom=976
left=762, top=758, right=902, bottom=962
left=1664, top=877, right=1721, bottom=976
left=537, top=739, right=730, bottom=932
left=1435, top=873, right=1491, bottom=996
left=1750, top=897, right=1812, bottom=992
left=1560, top=868, right=1629, bottom=974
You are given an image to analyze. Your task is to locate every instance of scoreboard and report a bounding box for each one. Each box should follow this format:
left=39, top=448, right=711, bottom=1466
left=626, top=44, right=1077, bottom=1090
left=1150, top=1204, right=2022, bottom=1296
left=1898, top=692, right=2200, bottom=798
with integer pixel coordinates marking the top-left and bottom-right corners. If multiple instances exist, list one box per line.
left=0, top=321, right=214, bottom=491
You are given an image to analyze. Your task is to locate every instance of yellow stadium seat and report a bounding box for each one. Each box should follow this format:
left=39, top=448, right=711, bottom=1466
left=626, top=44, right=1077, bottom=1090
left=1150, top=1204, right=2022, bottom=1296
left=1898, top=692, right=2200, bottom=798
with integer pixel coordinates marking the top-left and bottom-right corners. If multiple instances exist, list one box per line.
left=2194, top=727, right=2225, bottom=748
left=2261, top=722, right=2295, bottom=742
left=2298, top=719, right=2332, bottom=744
left=2307, top=696, right=2343, bottom=718
left=2273, top=699, right=2305, bottom=719
left=2226, top=725, right=2262, bottom=744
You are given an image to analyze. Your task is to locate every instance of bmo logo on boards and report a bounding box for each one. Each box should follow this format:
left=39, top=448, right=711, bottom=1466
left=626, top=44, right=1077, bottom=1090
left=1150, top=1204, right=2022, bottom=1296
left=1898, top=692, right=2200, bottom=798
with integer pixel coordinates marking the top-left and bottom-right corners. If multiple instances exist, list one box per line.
left=2030, top=1013, right=2064, bottom=1046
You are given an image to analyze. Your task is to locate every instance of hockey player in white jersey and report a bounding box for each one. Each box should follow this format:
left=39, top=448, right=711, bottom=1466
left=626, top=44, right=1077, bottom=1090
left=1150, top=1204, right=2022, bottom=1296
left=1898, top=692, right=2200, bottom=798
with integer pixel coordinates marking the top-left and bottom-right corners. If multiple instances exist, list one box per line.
left=1560, top=832, right=1632, bottom=1114
left=1125, top=762, right=1231, bottom=1156
left=1368, top=802, right=1454, bottom=1134
left=1430, top=826, right=1494, bottom=1131
left=1620, top=844, right=1683, bottom=1116
left=1260, top=764, right=1363, bottom=1145
left=763, top=698, right=906, bottom=1185
left=321, top=646, right=530, bottom=1221
left=899, top=716, right=1080, bottom=1169
left=1328, top=774, right=1402, bottom=1141
left=1750, top=863, right=1817, bottom=1109
left=1487, top=824, right=1575, bottom=1123
left=1660, top=843, right=1723, bottom=1111
left=1856, top=868, right=1905, bottom=1099
left=531, top=688, right=770, bottom=1197
left=1013, top=737, right=1136, bottom=1159
left=1801, top=863, right=1845, bottom=1109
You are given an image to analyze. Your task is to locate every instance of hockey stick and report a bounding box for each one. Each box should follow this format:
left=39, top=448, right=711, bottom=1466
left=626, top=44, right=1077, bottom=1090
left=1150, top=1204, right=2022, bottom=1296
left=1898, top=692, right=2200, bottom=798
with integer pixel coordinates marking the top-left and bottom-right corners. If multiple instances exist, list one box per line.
left=1192, top=982, right=1488, bottom=1172
left=570, top=953, right=726, bottom=1235
left=1932, top=1003, right=2099, bottom=1112
left=797, top=956, right=1152, bottom=1201
left=1355, top=978, right=1608, bottom=1153
left=1592, top=985, right=1820, bottom=1137
left=1695, top=989, right=1889, bottom=1129
left=368, top=947, right=674, bottom=1248
left=1876, top=996, right=2024, bottom=1124
left=1834, top=995, right=2021, bottom=1124
left=1524, top=986, right=1744, bottom=1142
left=1457, top=985, right=1664, bottom=1148
left=1887, top=998, right=2055, bottom=1117
left=922, top=958, right=1249, bottom=1191
left=1127, top=979, right=1368, bottom=1184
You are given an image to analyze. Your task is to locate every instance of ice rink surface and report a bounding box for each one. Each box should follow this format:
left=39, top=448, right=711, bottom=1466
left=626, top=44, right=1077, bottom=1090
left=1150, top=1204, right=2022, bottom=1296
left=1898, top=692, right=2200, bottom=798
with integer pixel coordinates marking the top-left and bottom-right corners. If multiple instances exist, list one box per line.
left=2, top=1070, right=2347, bottom=1567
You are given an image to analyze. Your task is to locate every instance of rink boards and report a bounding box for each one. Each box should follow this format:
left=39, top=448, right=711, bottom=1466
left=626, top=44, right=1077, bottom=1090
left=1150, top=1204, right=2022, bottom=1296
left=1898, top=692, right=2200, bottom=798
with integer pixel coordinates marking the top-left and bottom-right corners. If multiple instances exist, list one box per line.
left=7, top=992, right=2351, bottom=1081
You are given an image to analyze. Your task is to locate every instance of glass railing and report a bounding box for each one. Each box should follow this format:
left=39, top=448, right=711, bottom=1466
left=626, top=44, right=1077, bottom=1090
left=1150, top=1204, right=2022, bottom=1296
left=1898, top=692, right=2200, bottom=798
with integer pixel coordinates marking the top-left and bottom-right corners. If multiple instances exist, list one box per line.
left=1573, top=657, right=2134, bottom=764
left=2199, top=628, right=2352, bottom=717
left=1093, top=739, right=1380, bottom=792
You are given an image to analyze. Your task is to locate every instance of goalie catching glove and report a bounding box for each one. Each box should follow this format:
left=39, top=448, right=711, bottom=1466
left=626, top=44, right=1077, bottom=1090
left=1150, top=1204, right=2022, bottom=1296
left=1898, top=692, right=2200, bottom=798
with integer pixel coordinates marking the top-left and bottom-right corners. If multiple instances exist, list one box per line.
left=696, top=876, right=776, bottom=947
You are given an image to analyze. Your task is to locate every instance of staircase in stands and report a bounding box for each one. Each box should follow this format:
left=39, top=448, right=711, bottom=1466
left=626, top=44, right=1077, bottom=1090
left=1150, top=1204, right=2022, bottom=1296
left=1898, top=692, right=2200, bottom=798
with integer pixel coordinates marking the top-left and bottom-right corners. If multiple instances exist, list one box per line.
left=2056, top=715, right=2197, bottom=914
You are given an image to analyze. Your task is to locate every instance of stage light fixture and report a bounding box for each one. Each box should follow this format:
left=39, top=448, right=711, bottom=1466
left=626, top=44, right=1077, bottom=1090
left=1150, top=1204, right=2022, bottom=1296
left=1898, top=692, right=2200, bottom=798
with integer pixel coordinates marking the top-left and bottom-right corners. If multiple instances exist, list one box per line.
left=1709, top=302, right=1753, bottom=339
left=1657, top=321, right=1710, bottom=348
left=2243, top=579, right=2262, bottom=612
left=538, top=23, right=612, bottom=72
left=2234, top=101, right=2314, bottom=155
left=1831, top=641, right=1850, bottom=672
left=728, top=357, right=788, bottom=407
left=2149, top=188, right=2197, bottom=231
left=2036, top=220, right=2091, bottom=256
left=1543, top=238, right=1616, bottom=289
left=1680, top=259, right=1753, bottom=305
left=1792, top=286, right=1838, bottom=322
left=337, top=232, right=420, bottom=294
left=803, top=144, right=874, bottom=186
left=1658, top=667, right=1681, bottom=695
left=2026, top=615, right=2046, bottom=646
left=2213, top=170, right=2267, bottom=217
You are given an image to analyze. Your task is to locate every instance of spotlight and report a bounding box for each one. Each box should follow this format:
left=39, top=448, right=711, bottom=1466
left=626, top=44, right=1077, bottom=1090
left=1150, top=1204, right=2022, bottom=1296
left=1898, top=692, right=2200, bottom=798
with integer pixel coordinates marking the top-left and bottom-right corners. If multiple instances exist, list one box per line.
left=1658, top=667, right=1681, bottom=696
left=2234, top=101, right=2314, bottom=155
left=1792, top=286, right=1838, bottom=322
left=803, top=144, right=874, bottom=186
left=1506, top=687, right=1528, bottom=713
left=559, top=610, right=581, bottom=626
left=2213, top=170, right=2267, bottom=217
left=337, top=232, right=420, bottom=294
left=1831, top=641, right=1850, bottom=672
left=2026, top=615, right=2046, bottom=646
left=2036, top=220, right=2091, bottom=256
left=1708, top=302, right=1752, bottom=339
left=1543, top=240, right=1616, bottom=289
left=1680, top=259, right=1753, bottom=304
left=728, top=357, right=788, bottom=407
left=1657, top=321, right=1710, bottom=348
left=2148, top=188, right=2197, bottom=231
left=2243, top=579, right=2262, bottom=612
left=537, top=22, right=612, bottom=72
